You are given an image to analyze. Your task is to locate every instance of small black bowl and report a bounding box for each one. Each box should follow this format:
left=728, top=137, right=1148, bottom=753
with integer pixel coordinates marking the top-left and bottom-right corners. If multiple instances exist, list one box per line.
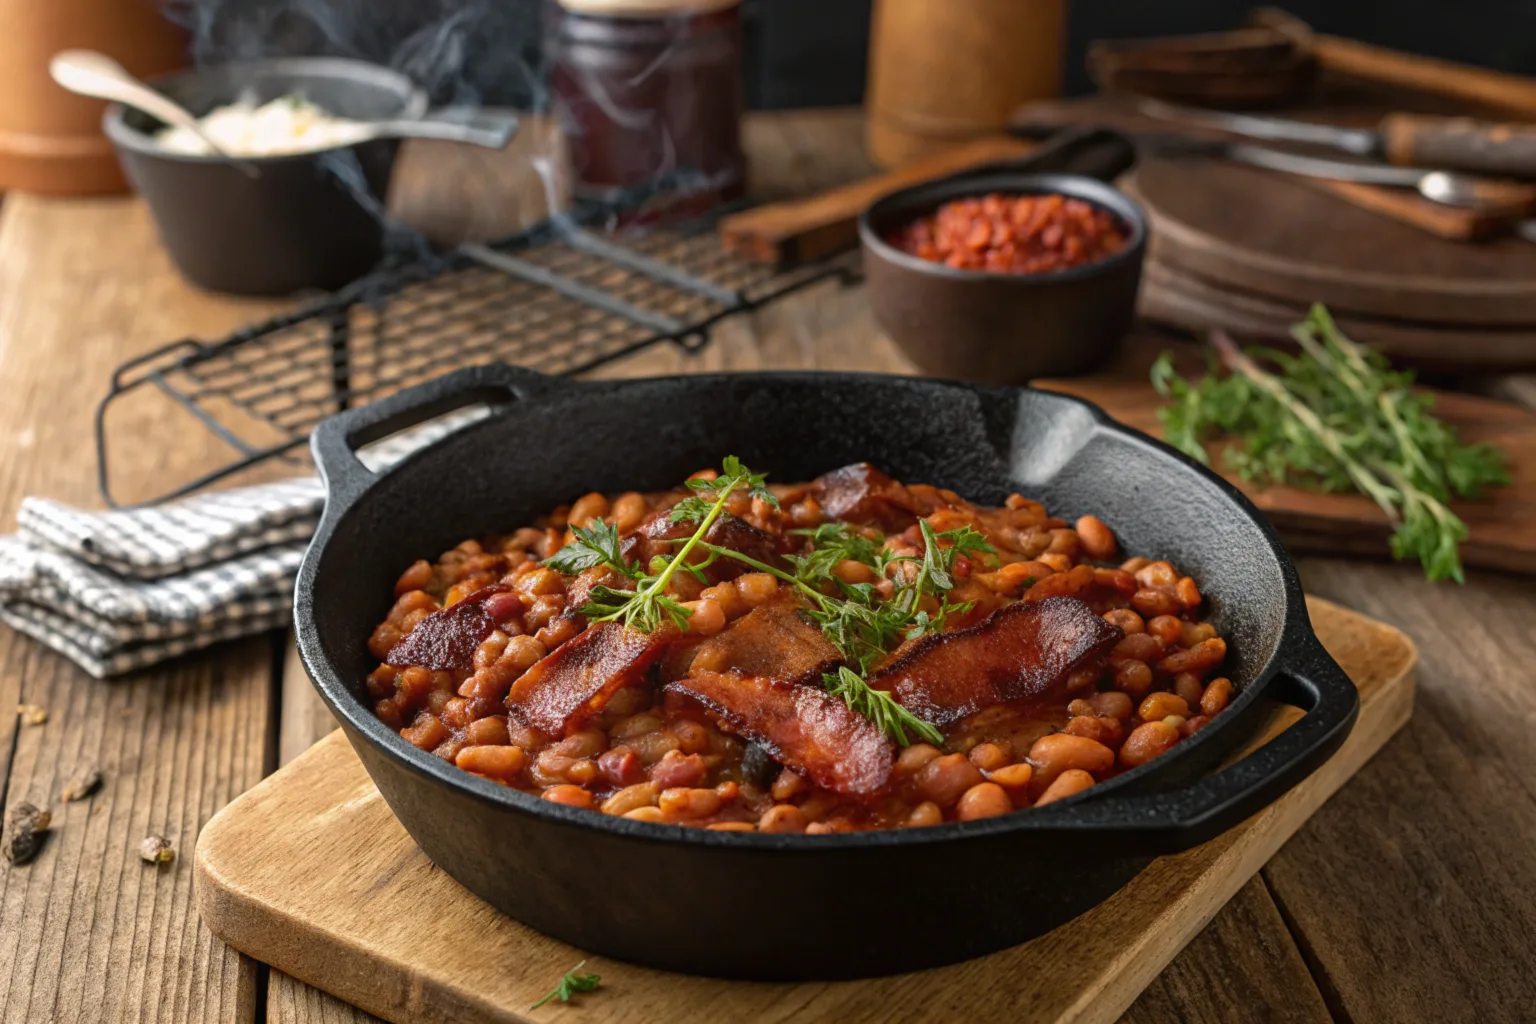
left=104, top=59, right=427, bottom=296
left=860, top=172, right=1148, bottom=385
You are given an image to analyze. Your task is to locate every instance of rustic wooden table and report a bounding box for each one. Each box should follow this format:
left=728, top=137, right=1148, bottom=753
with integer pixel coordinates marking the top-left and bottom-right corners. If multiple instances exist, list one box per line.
left=1, top=109, right=1533, bottom=1024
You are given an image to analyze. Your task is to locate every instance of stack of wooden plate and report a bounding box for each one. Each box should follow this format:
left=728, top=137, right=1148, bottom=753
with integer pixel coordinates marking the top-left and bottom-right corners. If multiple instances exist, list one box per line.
left=1125, top=154, right=1536, bottom=370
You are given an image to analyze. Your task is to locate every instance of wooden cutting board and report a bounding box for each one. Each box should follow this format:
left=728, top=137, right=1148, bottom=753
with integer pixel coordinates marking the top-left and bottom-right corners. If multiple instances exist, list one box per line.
left=1037, top=376, right=1536, bottom=575
left=196, top=598, right=1414, bottom=1024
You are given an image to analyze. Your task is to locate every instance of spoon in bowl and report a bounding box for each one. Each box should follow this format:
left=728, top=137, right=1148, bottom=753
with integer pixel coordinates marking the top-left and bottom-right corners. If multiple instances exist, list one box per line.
left=49, top=49, right=260, bottom=176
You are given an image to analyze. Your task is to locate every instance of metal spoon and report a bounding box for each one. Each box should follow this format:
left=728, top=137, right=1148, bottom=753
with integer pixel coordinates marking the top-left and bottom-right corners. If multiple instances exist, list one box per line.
left=48, top=49, right=259, bottom=176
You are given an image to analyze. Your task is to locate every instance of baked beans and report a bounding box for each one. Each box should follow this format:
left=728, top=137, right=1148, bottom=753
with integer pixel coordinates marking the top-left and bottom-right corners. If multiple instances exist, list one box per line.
left=366, top=464, right=1232, bottom=831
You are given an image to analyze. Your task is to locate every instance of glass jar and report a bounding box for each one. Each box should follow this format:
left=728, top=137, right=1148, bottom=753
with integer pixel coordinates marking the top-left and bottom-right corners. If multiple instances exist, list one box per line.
left=547, top=0, right=746, bottom=205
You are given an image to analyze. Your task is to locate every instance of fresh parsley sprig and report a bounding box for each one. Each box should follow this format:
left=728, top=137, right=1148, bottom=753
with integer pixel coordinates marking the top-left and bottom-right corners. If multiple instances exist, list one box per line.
left=1151, top=304, right=1510, bottom=582
left=549, top=458, right=764, bottom=634
left=530, top=960, right=600, bottom=1010
left=668, top=455, right=779, bottom=525
left=545, top=520, right=638, bottom=579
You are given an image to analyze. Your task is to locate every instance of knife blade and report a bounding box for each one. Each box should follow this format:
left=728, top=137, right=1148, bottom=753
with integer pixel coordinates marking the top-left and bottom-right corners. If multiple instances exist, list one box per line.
left=1139, top=99, right=1536, bottom=179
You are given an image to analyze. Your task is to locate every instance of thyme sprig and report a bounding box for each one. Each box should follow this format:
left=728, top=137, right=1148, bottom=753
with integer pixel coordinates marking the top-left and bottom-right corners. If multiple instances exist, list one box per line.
left=1151, top=304, right=1510, bottom=582
left=530, top=960, right=600, bottom=1010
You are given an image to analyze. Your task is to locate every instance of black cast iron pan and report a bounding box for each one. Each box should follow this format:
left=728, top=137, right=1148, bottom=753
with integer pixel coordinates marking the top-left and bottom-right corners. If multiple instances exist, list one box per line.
left=295, top=364, right=1358, bottom=981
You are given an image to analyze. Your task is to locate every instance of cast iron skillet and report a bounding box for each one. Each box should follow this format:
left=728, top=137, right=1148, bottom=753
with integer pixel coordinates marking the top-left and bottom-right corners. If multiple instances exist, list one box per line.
left=295, top=364, right=1358, bottom=981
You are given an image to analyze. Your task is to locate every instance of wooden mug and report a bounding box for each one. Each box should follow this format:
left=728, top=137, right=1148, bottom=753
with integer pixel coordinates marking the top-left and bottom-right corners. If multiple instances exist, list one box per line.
left=866, top=0, right=1065, bottom=166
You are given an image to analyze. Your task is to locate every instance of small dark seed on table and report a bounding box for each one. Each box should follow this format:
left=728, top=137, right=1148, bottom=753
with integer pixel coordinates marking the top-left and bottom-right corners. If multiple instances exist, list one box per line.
left=3, top=802, right=52, bottom=866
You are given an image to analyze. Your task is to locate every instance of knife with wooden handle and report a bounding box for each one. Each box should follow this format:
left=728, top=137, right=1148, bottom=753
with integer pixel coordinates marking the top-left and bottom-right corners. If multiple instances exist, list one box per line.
left=1141, top=99, right=1536, bottom=179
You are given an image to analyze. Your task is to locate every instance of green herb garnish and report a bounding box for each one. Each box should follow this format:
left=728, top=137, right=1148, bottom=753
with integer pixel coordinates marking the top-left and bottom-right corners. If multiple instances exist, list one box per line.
left=543, top=458, right=997, bottom=747
left=668, top=455, right=779, bottom=525
left=545, top=520, right=638, bottom=579
left=1151, top=304, right=1509, bottom=582
left=530, top=960, right=600, bottom=1010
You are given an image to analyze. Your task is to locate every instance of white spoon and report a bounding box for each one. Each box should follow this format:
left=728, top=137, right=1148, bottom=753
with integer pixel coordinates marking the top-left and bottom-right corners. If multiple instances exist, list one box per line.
left=49, top=49, right=258, bottom=175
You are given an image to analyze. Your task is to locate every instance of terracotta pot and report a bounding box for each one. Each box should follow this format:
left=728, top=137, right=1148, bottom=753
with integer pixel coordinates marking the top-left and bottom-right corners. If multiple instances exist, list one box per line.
left=0, top=0, right=185, bottom=195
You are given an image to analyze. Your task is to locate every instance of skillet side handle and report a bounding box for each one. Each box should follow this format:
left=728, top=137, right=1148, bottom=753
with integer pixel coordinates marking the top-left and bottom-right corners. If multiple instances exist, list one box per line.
left=310, top=364, right=564, bottom=511
left=1056, top=633, right=1360, bottom=853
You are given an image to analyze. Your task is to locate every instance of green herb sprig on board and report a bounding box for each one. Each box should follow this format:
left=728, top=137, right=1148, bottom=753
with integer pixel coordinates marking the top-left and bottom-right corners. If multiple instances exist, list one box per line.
left=1151, top=304, right=1510, bottom=583
left=530, top=960, right=601, bottom=1010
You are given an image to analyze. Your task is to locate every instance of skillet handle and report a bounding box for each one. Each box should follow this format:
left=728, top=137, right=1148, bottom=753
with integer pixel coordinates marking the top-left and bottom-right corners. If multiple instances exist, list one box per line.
left=310, top=364, right=566, bottom=510
left=1051, top=633, right=1359, bottom=852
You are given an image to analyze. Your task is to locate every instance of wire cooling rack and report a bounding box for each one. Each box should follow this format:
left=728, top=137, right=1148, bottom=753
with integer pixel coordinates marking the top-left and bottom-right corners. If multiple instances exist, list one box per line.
left=97, top=196, right=857, bottom=507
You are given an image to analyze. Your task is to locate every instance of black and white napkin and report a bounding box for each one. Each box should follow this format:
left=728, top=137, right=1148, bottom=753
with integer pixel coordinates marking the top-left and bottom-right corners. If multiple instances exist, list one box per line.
left=0, top=408, right=486, bottom=677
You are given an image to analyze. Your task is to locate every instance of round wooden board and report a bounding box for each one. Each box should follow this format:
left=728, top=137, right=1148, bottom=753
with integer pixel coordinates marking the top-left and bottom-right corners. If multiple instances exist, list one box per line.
left=1138, top=257, right=1536, bottom=369
left=1125, top=155, right=1536, bottom=327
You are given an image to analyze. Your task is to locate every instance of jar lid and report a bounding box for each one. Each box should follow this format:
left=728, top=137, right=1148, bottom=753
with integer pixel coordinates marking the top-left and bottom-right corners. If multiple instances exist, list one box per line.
left=557, top=0, right=740, bottom=16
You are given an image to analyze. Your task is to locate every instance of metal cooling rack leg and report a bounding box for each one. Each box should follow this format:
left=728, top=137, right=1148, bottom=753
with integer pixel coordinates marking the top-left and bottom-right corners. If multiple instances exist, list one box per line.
left=327, top=308, right=352, bottom=412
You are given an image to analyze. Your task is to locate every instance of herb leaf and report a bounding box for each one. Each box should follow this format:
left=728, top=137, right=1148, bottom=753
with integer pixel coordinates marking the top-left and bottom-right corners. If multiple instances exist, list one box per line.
left=530, top=960, right=601, bottom=1010
left=545, top=520, right=637, bottom=579
left=824, top=666, right=943, bottom=747
left=1151, top=304, right=1510, bottom=582
left=669, top=455, right=780, bottom=525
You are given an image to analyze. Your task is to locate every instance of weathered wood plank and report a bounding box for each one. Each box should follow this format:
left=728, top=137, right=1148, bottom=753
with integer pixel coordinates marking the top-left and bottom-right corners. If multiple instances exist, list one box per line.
left=1119, top=878, right=1332, bottom=1024
left=0, top=194, right=281, bottom=1024
left=1265, top=559, right=1536, bottom=1024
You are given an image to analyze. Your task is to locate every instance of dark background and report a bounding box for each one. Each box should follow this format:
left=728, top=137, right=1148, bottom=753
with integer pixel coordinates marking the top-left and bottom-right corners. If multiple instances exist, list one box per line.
left=750, top=0, right=1536, bottom=107
left=181, top=1, right=1536, bottom=108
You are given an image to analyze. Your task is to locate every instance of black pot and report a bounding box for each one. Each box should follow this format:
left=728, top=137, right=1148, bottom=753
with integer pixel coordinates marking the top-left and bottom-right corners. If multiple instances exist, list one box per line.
left=104, top=59, right=427, bottom=296
left=860, top=166, right=1147, bottom=385
left=295, top=364, right=1357, bottom=981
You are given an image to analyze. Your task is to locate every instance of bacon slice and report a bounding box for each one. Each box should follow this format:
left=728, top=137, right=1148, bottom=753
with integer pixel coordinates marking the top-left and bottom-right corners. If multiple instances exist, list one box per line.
left=812, top=463, right=924, bottom=531
left=506, top=623, right=666, bottom=736
left=667, top=671, right=893, bottom=797
left=385, top=586, right=508, bottom=673
left=623, top=510, right=782, bottom=582
left=683, top=594, right=841, bottom=684
left=871, top=596, right=1122, bottom=726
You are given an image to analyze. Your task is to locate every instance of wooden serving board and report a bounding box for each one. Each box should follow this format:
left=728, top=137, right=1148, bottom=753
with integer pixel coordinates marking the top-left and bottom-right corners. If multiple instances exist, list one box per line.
left=1037, top=376, right=1536, bottom=576
left=197, top=598, right=1414, bottom=1024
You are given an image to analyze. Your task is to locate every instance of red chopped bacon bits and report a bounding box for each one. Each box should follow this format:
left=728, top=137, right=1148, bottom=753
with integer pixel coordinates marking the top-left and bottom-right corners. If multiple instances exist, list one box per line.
left=890, top=192, right=1128, bottom=275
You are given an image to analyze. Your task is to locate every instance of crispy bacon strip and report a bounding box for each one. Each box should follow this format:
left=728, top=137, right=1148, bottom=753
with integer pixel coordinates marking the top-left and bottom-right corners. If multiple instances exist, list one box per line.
left=683, top=595, right=841, bottom=684
left=506, top=623, right=666, bottom=736
left=667, top=671, right=893, bottom=797
left=871, top=596, right=1122, bottom=726
left=384, top=585, right=508, bottom=673
left=812, top=462, right=924, bottom=531
left=623, top=510, right=782, bottom=582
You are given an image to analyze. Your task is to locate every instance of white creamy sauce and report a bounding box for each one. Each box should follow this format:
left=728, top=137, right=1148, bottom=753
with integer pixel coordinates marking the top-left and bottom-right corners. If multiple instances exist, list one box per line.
left=155, top=94, right=367, bottom=156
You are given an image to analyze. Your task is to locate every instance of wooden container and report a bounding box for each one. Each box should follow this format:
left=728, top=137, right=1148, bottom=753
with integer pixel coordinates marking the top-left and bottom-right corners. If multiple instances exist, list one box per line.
left=866, top=0, right=1064, bottom=167
left=0, top=0, right=185, bottom=195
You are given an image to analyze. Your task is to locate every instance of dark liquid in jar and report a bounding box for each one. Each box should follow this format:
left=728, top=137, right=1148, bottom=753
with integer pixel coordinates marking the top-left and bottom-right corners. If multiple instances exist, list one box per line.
left=547, top=0, right=746, bottom=205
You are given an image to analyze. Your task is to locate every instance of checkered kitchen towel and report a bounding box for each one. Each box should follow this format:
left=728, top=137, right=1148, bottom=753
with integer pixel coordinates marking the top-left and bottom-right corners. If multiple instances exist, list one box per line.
left=0, top=408, right=486, bottom=678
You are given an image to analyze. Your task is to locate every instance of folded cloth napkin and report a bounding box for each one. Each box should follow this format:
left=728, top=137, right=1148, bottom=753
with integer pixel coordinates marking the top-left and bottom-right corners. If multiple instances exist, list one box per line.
left=0, top=408, right=486, bottom=678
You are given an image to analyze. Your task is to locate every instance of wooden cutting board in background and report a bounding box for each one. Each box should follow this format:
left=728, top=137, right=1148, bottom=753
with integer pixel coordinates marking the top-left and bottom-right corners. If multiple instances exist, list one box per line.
left=1037, top=375, right=1536, bottom=575
left=197, top=599, right=1413, bottom=1024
